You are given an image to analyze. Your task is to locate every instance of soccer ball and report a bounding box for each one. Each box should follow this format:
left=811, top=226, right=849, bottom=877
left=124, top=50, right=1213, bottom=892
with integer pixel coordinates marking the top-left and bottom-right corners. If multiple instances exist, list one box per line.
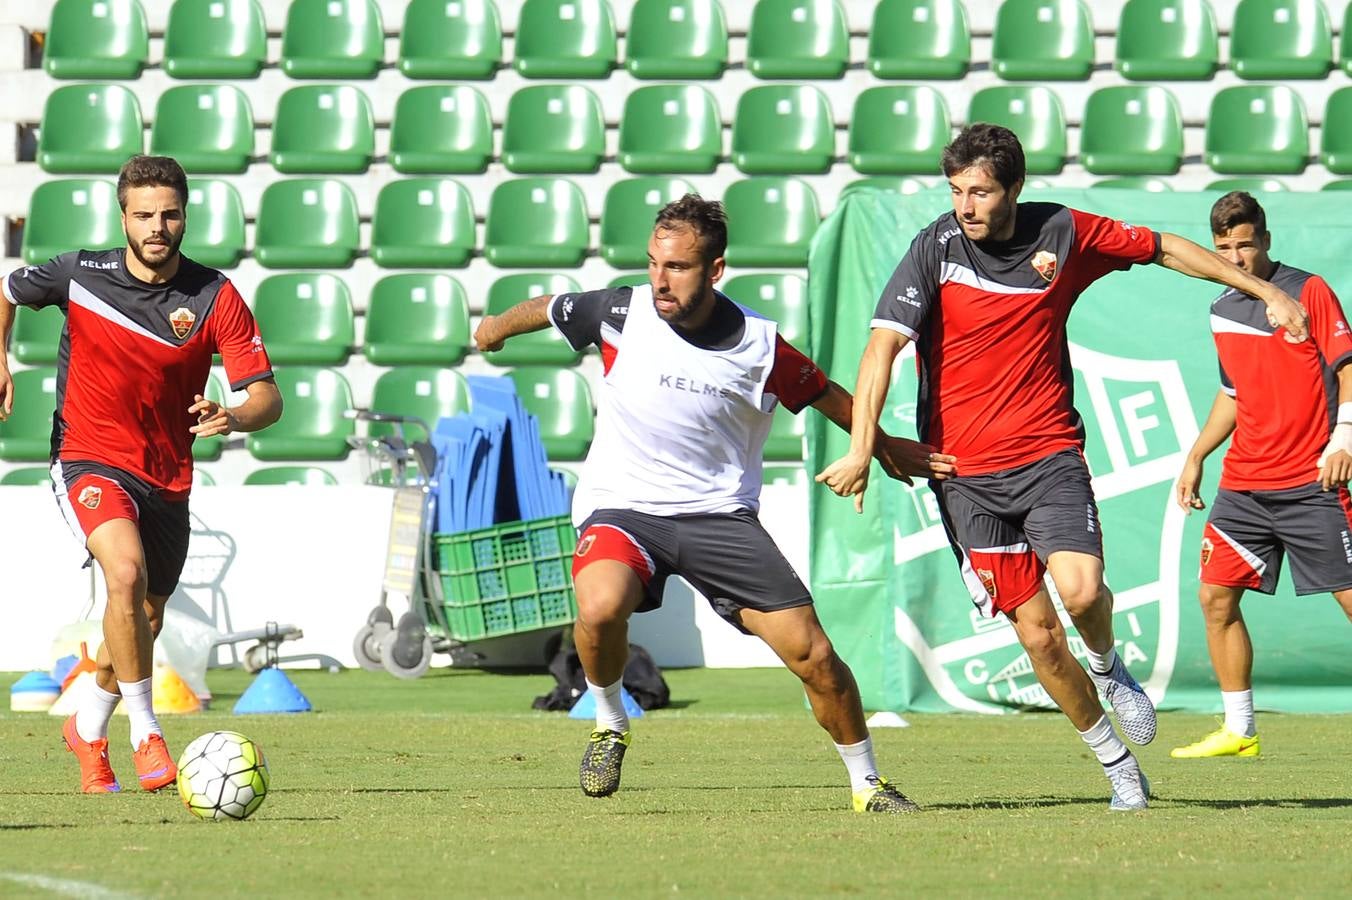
left=176, top=731, right=270, bottom=821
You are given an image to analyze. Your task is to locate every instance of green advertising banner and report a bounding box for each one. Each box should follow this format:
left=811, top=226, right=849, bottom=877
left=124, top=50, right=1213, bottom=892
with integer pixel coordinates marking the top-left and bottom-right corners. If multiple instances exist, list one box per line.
left=806, top=189, right=1352, bottom=714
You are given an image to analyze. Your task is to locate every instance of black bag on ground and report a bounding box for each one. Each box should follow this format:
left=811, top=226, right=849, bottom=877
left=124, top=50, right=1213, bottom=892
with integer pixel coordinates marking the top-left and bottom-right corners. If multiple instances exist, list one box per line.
left=532, top=635, right=670, bottom=711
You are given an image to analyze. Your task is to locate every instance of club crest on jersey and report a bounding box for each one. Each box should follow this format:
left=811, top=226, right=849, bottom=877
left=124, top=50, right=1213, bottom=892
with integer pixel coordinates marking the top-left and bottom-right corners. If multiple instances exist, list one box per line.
left=1200, top=538, right=1214, bottom=567
left=576, top=534, right=596, bottom=557
left=77, top=486, right=102, bottom=510
left=169, top=307, right=196, bottom=339
left=1031, top=250, right=1058, bottom=283
left=977, top=568, right=997, bottom=600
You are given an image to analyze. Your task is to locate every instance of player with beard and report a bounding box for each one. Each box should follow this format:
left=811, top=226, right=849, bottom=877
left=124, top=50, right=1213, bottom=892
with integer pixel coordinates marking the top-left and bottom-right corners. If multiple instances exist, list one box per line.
left=817, top=125, right=1309, bottom=810
left=475, top=194, right=956, bottom=812
left=0, top=156, right=282, bottom=793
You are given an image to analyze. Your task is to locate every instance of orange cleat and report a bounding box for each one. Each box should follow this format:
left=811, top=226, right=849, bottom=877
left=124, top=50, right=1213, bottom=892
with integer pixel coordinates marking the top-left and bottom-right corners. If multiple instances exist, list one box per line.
left=133, top=733, right=177, bottom=792
left=62, top=715, right=121, bottom=793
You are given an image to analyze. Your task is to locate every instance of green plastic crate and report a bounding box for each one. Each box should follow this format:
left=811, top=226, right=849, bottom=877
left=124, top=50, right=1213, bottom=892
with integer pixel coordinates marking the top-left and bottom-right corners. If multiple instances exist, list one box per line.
left=432, top=515, right=578, bottom=641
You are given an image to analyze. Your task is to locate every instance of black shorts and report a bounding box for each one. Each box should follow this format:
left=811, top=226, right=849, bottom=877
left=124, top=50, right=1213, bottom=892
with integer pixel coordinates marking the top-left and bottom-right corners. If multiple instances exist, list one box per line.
left=934, top=448, right=1103, bottom=617
left=1201, top=483, right=1352, bottom=595
left=573, top=507, right=812, bottom=634
left=52, top=459, right=191, bottom=597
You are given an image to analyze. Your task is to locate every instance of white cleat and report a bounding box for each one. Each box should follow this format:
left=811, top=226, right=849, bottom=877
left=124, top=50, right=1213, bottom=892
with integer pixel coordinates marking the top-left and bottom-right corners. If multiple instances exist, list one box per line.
left=1093, top=656, right=1157, bottom=745
left=1106, top=756, right=1150, bottom=811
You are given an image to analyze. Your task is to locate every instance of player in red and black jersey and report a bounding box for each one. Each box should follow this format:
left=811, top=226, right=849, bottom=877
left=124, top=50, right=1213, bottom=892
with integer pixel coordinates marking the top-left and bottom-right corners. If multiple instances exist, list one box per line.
left=0, top=156, right=282, bottom=794
left=1171, top=192, right=1352, bottom=760
left=819, top=125, right=1309, bottom=810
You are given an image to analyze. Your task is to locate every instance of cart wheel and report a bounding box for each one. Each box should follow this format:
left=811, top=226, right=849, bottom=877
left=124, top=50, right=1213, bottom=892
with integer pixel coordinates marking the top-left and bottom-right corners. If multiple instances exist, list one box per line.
left=243, top=644, right=268, bottom=674
left=380, top=612, right=433, bottom=680
left=353, top=620, right=392, bottom=672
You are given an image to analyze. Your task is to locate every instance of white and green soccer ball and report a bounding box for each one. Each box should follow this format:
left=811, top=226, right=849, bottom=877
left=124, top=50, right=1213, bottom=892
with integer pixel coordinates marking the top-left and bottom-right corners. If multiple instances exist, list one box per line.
left=176, top=731, right=270, bottom=821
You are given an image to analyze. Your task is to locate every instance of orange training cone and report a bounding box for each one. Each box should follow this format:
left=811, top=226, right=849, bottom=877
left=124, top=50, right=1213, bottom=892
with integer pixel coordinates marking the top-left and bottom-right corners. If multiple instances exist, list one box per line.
left=151, top=664, right=201, bottom=714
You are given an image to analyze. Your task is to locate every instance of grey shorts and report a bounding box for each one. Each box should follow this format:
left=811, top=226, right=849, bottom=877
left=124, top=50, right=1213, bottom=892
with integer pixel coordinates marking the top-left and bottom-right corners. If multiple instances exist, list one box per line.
left=1202, top=484, right=1352, bottom=595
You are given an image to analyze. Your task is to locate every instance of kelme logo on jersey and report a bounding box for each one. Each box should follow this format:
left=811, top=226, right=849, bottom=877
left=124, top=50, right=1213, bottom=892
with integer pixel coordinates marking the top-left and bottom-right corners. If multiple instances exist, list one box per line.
left=77, top=486, right=102, bottom=509
left=169, top=307, right=196, bottom=339
left=1031, top=250, right=1058, bottom=283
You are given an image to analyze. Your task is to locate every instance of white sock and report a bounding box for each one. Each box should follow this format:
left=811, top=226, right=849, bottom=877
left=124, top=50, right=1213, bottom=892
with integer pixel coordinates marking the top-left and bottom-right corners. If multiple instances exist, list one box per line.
left=1078, top=714, right=1129, bottom=767
left=587, top=677, right=629, bottom=735
left=117, top=677, right=161, bottom=750
left=1084, top=644, right=1119, bottom=676
left=834, top=736, right=880, bottom=793
left=1222, top=689, right=1256, bottom=738
left=75, top=682, right=121, bottom=743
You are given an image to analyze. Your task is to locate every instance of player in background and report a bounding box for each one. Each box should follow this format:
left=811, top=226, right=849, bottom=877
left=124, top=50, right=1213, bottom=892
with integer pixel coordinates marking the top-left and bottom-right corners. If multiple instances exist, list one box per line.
left=475, top=194, right=956, bottom=813
left=1172, top=192, right=1352, bottom=759
left=0, top=156, right=282, bottom=793
left=817, top=125, right=1309, bottom=810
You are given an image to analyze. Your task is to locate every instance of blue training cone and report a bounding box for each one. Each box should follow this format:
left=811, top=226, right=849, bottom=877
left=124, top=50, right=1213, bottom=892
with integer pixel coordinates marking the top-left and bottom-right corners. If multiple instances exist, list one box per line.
left=233, top=667, right=313, bottom=714
left=568, top=687, right=645, bottom=720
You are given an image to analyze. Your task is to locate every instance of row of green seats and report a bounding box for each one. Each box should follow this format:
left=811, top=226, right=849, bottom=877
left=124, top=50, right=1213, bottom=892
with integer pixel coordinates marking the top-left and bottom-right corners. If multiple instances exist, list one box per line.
left=41, top=0, right=1352, bottom=83
left=20, top=176, right=823, bottom=269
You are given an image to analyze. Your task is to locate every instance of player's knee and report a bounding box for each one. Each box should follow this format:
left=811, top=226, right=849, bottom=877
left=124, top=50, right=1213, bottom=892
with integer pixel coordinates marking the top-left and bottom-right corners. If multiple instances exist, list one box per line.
left=575, top=589, right=629, bottom=631
left=789, top=639, right=839, bottom=688
left=102, top=558, right=147, bottom=603
left=1018, top=620, right=1064, bottom=663
left=1198, top=584, right=1242, bottom=625
left=1056, top=580, right=1103, bottom=617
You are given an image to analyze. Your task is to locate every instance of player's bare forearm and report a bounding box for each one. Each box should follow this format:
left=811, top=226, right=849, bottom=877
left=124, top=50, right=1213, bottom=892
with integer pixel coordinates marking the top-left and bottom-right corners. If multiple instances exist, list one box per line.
left=1156, top=232, right=1308, bottom=340
left=810, top=381, right=956, bottom=482
left=847, top=328, right=907, bottom=461
left=474, top=294, right=552, bottom=352
left=230, top=379, right=283, bottom=432
left=0, top=296, right=13, bottom=419
left=1187, top=390, right=1237, bottom=464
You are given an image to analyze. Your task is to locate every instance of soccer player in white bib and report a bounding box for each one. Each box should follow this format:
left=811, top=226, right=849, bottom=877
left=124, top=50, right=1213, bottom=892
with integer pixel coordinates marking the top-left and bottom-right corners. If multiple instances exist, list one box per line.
left=1172, top=192, right=1352, bottom=759
left=474, top=195, right=956, bottom=813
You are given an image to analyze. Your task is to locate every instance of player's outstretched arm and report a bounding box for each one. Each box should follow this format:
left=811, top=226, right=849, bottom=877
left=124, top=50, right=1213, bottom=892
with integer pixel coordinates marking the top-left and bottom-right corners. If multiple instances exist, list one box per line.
left=1318, top=364, right=1352, bottom=490
left=1155, top=232, right=1309, bottom=342
left=1177, top=390, right=1237, bottom=513
left=189, top=378, right=282, bottom=438
left=474, top=294, right=552, bottom=353
left=0, top=288, right=13, bottom=420
left=807, top=381, right=957, bottom=487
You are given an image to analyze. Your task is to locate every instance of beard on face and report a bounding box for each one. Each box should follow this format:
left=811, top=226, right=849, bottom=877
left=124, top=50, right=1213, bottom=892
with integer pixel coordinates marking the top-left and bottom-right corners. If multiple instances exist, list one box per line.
left=654, top=292, right=700, bottom=323
left=129, top=229, right=183, bottom=271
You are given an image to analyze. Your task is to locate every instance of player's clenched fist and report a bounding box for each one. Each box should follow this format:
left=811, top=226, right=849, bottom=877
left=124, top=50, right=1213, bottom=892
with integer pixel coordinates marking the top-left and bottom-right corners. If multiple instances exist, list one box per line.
left=475, top=315, right=504, bottom=352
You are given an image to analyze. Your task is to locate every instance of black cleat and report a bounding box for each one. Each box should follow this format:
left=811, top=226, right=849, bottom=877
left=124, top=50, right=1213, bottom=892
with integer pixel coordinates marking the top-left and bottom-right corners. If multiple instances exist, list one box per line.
left=853, top=775, right=920, bottom=814
left=579, top=729, right=631, bottom=798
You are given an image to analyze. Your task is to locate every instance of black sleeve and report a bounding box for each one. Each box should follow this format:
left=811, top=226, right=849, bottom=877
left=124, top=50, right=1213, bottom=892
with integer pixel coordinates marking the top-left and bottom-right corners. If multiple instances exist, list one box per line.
left=871, top=231, right=939, bottom=341
left=4, top=252, right=79, bottom=310
left=548, top=286, right=632, bottom=351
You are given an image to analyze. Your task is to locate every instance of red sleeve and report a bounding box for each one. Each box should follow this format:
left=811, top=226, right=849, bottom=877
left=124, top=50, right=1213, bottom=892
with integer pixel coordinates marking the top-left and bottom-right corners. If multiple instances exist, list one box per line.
left=1068, top=208, right=1160, bottom=289
left=765, top=335, right=828, bottom=414
left=1302, top=275, right=1352, bottom=370
left=210, top=281, right=273, bottom=391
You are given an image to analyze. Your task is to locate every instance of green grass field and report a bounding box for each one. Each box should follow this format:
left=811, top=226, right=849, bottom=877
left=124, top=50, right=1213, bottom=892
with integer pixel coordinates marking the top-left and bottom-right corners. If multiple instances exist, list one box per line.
left=2, top=667, right=1350, bottom=899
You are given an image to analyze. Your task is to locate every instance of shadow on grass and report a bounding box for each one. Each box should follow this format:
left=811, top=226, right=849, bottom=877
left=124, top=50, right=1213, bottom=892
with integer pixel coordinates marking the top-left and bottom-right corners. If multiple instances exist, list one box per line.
left=1169, top=797, right=1352, bottom=810
left=0, top=823, right=78, bottom=830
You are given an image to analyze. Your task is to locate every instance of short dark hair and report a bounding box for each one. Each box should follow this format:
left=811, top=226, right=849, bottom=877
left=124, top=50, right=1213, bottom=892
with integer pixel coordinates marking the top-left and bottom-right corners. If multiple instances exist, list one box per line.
left=116, top=155, right=189, bottom=210
left=654, top=193, right=728, bottom=263
left=941, top=123, right=1026, bottom=190
left=1210, top=191, right=1267, bottom=237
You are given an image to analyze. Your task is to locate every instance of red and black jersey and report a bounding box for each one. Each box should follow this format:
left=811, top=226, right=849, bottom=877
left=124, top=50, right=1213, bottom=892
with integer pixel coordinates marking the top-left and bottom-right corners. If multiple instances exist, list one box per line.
left=5, top=249, right=273, bottom=496
left=1211, top=262, right=1352, bottom=491
left=872, top=203, right=1160, bottom=475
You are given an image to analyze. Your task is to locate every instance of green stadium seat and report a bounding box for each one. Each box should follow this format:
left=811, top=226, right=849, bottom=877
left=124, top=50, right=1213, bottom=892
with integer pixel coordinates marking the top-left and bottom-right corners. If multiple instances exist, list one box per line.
left=1080, top=86, right=1183, bottom=176
left=600, top=177, right=697, bottom=267
left=626, top=0, right=727, bottom=78
left=505, top=367, right=595, bottom=460
left=0, top=368, right=57, bottom=461
left=723, top=178, right=819, bottom=268
left=389, top=85, right=492, bottom=174
left=762, top=464, right=806, bottom=487
left=43, top=0, right=148, bottom=78
left=608, top=272, right=649, bottom=288
left=182, top=179, right=245, bottom=269
left=483, top=274, right=585, bottom=366
left=192, top=374, right=228, bottom=461
left=732, top=85, right=835, bottom=175
left=364, top=274, right=471, bottom=366
left=244, top=466, right=339, bottom=486
left=1204, top=86, right=1308, bottom=175
left=1115, top=0, right=1219, bottom=80
left=723, top=274, right=807, bottom=345
left=746, top=0, right=849, bottom=79
left=270, top=86, right=375, bottom=174
left=501, top=85, right=606, bottom=174
left=280, top=0, right=383, bottom=78
left=765, top=405, right=805, bottom=461
left=1319, top=88, right=1352, bottom=174
left=371, top=178, right=475, bottom=268
left=399, top=0, right=502, bottom=79
left=1321, top=179, right=1352, bottom=190
left=1206, top=178, right=1289, bottom=193
left=194, top=468, right=216, bottom=486
left=848, top=86, right=950, bottom=176
left=1343, top=3, right=1352, bottom=75
left=247, top=367, right=354, bottom=461
left=10, top=305, right=65, bottom=365
left=868, top=0, right=970, bottom=79
left=992, top=0, right=1094, bottom=80
left=840, top=177, right=933, bottom=197
left=254, top=179, right=360, bottom=268
left=618, top=84, right=722, bottom=175
left=253, top=274, right=354, bottom=366
left=22, top=180, right=121, bottom=265
left=967, top=87, right=1067, bottom=175
left=483, top=179, right=589, bottom=267
left=1230, top=0, right=1332, bottom=80
left=38, top=84, right=142, bottom=174
left=163, top=0, right=267, bottom=78
left=1093, top=177, right=1174, bottom=191
left=0, top=467, right=53, bottom=486
left=369, top=367, right=471, bottom=442
left=514, top=0, right=616, bottom=78
left=149, top=85, right=254, bottom=175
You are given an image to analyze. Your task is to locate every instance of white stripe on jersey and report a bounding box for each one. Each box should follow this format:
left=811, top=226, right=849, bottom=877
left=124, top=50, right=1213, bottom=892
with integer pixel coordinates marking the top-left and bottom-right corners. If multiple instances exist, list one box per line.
left=69, top=279, right=177, bottom=348
left=1209, top=313, right=1272, bottom=338
left=870, top=318, right=919, bottom=341
left=939, top=261, right=1046, bottom=296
